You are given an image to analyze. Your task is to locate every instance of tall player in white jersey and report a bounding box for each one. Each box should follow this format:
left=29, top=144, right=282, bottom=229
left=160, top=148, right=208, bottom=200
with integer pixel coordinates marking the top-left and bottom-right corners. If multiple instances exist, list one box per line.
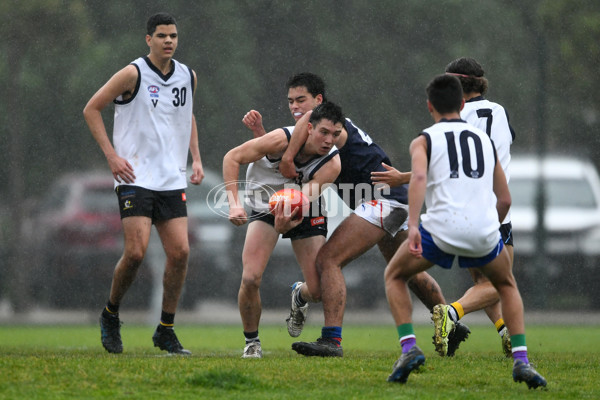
left=385, top=74, right=546, bottom=389
left=84, top=12, right=203, bottom=355
left=432, top=57, right=517, bottom=357
left=223, top=102, right=343, bottom=358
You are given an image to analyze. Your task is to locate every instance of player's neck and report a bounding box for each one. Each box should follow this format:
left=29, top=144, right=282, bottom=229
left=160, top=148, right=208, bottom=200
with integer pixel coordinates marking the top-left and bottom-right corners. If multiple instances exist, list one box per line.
left=464, top=92, right=482, bottom=101
left=433, top=111, right=461, bottom=123
left=147, top=54, right=173, bottom=75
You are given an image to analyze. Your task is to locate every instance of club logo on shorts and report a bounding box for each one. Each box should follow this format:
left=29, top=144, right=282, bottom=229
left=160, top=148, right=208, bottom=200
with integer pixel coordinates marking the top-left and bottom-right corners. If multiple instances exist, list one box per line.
left=310, top=216, right=325, bottom=226
left=123, top=200, right=133, bottom=210
left=181, top=193, right=187, bottom=202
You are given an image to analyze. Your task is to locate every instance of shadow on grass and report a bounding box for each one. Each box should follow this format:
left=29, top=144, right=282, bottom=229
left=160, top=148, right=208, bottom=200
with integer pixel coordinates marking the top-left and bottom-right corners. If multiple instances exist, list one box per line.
left=188, top=369, right=263, bottom=390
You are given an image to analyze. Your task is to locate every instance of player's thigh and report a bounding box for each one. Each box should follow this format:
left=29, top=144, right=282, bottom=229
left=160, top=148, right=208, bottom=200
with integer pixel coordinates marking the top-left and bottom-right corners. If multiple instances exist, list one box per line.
left=121, top=216, right=152, bottom=258
left=241, top=220, right=280, bottom=277
left=385, top=242, right=433, bottom=282
left=318, top=214, right=386, bottom=268
left=505, top=244, right=514, bottom=266
left=377, top=229, right=408, bottom=262
left=155, top=217, right=190, bottom=259
left=292, top=235, right=326, bottom=287
left=478, top=247, right=514, bottom=288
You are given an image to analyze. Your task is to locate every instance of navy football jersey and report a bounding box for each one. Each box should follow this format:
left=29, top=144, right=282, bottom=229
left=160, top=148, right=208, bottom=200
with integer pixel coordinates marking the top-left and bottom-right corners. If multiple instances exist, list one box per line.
left=336, top=119, right=408, bottom=209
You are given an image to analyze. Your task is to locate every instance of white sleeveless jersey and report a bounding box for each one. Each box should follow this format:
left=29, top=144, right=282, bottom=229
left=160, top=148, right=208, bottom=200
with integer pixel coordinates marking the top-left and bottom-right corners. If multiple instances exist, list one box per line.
left=245, top=126, right=339, bottom=214
left=420, top=119, right=501, bottom=257
left=461, top=97, right=514, bottom=224
left=113, top=56, right=194, bottom=190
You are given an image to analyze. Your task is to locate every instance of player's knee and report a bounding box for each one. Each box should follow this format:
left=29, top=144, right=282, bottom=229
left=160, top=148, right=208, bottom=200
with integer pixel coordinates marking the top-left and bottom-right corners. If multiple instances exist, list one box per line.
left=315, top=251, right=341, bottom=275
left=241, top=271, right=262, bottom=291
left=122, top=248, right=145, bottom=267
left=306, top=285, right=322, bottom=302
left=167, top=245, right=189, bottom=266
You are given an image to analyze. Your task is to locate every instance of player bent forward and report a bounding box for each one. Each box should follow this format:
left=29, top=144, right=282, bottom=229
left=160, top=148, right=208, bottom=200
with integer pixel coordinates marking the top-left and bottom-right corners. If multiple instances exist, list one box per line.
left=384, top=74, right=546, bottom=389
left=223, top=102, right=343, bottom=358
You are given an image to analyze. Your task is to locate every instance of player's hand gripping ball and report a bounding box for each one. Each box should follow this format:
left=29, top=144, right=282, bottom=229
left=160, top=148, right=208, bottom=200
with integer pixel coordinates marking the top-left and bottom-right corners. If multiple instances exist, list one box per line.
left=268, top=188, right=309, bottom=220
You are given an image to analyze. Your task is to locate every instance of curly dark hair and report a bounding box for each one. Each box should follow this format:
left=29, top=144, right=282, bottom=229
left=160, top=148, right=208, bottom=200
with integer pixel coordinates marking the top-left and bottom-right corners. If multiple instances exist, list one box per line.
left=445, top=57, right=489, bottom=95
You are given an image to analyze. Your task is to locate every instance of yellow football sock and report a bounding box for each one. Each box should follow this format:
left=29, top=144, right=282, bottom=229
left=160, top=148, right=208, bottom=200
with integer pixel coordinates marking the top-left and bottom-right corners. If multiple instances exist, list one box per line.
left=450, top=302, right=464, bottom=320
left=494, top=318, right=505, bottom=333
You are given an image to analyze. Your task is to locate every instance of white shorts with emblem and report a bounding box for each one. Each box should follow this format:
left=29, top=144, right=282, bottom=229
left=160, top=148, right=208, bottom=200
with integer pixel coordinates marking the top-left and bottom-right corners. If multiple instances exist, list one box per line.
left=353, top=198, right=409, bottom=236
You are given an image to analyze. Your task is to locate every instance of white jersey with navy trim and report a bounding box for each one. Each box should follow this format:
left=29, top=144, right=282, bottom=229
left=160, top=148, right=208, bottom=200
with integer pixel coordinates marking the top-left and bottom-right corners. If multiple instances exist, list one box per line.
left=112, top=56, right=194, bottom=191
left=245, top=125, right=339, bottom=214
left=420, top=119, right=501, bottom=257
left=461, top=96, right=514, bottom=224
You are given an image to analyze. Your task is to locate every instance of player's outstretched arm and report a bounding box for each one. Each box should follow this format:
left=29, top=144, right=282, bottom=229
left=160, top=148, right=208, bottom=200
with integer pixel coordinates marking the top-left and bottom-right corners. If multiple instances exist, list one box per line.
left=371, top=162, right=412, bottom=187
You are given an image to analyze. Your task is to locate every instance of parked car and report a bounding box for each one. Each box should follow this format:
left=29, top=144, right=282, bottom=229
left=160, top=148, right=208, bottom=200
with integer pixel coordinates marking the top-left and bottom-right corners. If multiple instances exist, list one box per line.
left=24, top=171, right=152, bottom=308
left=509, top=154, right=600, bottom=308
left=180, top=169, right=238, bottom=307
left=25, top=169, right=239, bottom=309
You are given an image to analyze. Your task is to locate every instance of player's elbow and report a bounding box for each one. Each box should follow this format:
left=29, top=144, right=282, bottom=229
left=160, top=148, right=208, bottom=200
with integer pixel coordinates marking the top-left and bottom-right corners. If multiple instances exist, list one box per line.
left=410, top=171, right=427, bottom=185
left=497, top=194, right=511, bottom=220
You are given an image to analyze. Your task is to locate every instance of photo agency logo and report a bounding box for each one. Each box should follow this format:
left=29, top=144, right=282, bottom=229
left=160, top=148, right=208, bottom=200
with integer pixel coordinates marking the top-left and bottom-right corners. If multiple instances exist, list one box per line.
left=205, top=180, right=392, bottom=219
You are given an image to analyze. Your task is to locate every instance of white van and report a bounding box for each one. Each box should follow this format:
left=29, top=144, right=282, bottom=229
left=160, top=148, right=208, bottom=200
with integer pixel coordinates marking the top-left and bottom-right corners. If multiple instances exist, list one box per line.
left=509, top=154, right=600, bottom=256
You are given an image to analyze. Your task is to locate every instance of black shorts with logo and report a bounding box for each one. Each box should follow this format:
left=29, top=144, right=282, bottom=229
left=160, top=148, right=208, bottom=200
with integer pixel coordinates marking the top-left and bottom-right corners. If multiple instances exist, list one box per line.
left=500, top=222, right=513, bottom=246
left=116, top=185, right=187, bottom=223
left=250, top=210, right=327, bottom=240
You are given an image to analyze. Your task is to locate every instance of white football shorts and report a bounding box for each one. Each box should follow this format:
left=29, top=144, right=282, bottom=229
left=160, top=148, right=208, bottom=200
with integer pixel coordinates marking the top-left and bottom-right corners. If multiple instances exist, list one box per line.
left=353, top=198, right=409, bottom=236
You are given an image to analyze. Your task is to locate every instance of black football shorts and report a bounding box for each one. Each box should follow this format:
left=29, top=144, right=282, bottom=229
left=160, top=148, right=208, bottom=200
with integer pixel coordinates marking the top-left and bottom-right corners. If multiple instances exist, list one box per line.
left=116, top=185, right=187, bottom=223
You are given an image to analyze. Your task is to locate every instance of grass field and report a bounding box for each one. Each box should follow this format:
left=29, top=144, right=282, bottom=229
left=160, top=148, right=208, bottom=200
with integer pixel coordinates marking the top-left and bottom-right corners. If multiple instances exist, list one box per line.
left=0, top=322, right=598, bottom=399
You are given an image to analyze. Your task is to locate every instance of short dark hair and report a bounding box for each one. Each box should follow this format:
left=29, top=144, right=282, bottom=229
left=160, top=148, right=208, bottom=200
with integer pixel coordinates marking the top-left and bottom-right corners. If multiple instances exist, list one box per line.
left=445, top=57, right=489, bottom=95
left=147, top=12, right=177, bottom=36
left=309, top=101, right=345, bottom=127
left=426, top=74, right=463, bottom=114
left=286, top=72, right=327, bottom=102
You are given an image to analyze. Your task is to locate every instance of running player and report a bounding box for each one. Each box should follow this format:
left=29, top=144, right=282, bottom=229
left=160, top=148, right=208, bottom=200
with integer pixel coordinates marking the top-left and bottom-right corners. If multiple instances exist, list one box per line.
left=385, top=74, right=546, bottom=389
left=83, top=12, right=203, bottom=355
left=224, top=102, right=343, bottom=358
left=431, top=57, right=517, bottom=357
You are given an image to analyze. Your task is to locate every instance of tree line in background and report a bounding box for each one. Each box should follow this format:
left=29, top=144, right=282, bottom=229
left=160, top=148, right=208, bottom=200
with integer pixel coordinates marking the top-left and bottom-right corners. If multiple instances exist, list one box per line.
left=1, top=0, right=599, bottom=308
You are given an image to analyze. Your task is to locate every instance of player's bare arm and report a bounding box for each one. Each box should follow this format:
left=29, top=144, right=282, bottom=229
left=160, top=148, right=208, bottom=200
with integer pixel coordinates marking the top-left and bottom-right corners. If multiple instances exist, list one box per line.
left=188, top=71, right=204, bottom=185
left=223, top=129, right=289, bottom=226
left=407, top=136, right=428, bottom=257
left=302, top=155, right=341, bottom=203
left=279, top=112, right=313, bottom=179
left=492, top=158, right=511, bottom=223
left=83, top=64, right=138, bottom=184
left=242, top=110, right=267, bottom=138
left=371, top=162, right=412, bottom=187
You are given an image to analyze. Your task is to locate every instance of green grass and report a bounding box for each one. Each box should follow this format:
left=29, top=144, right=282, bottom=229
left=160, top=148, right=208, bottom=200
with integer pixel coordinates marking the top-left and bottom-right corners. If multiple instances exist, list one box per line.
left=0, top=323, right=598, bottom=399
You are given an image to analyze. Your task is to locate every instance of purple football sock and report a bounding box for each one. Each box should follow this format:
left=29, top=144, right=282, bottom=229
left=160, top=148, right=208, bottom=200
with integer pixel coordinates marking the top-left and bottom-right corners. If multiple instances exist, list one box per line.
left=513, top=350, right=529, bottom=364
left=401, top=337, right=416, bottom=353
